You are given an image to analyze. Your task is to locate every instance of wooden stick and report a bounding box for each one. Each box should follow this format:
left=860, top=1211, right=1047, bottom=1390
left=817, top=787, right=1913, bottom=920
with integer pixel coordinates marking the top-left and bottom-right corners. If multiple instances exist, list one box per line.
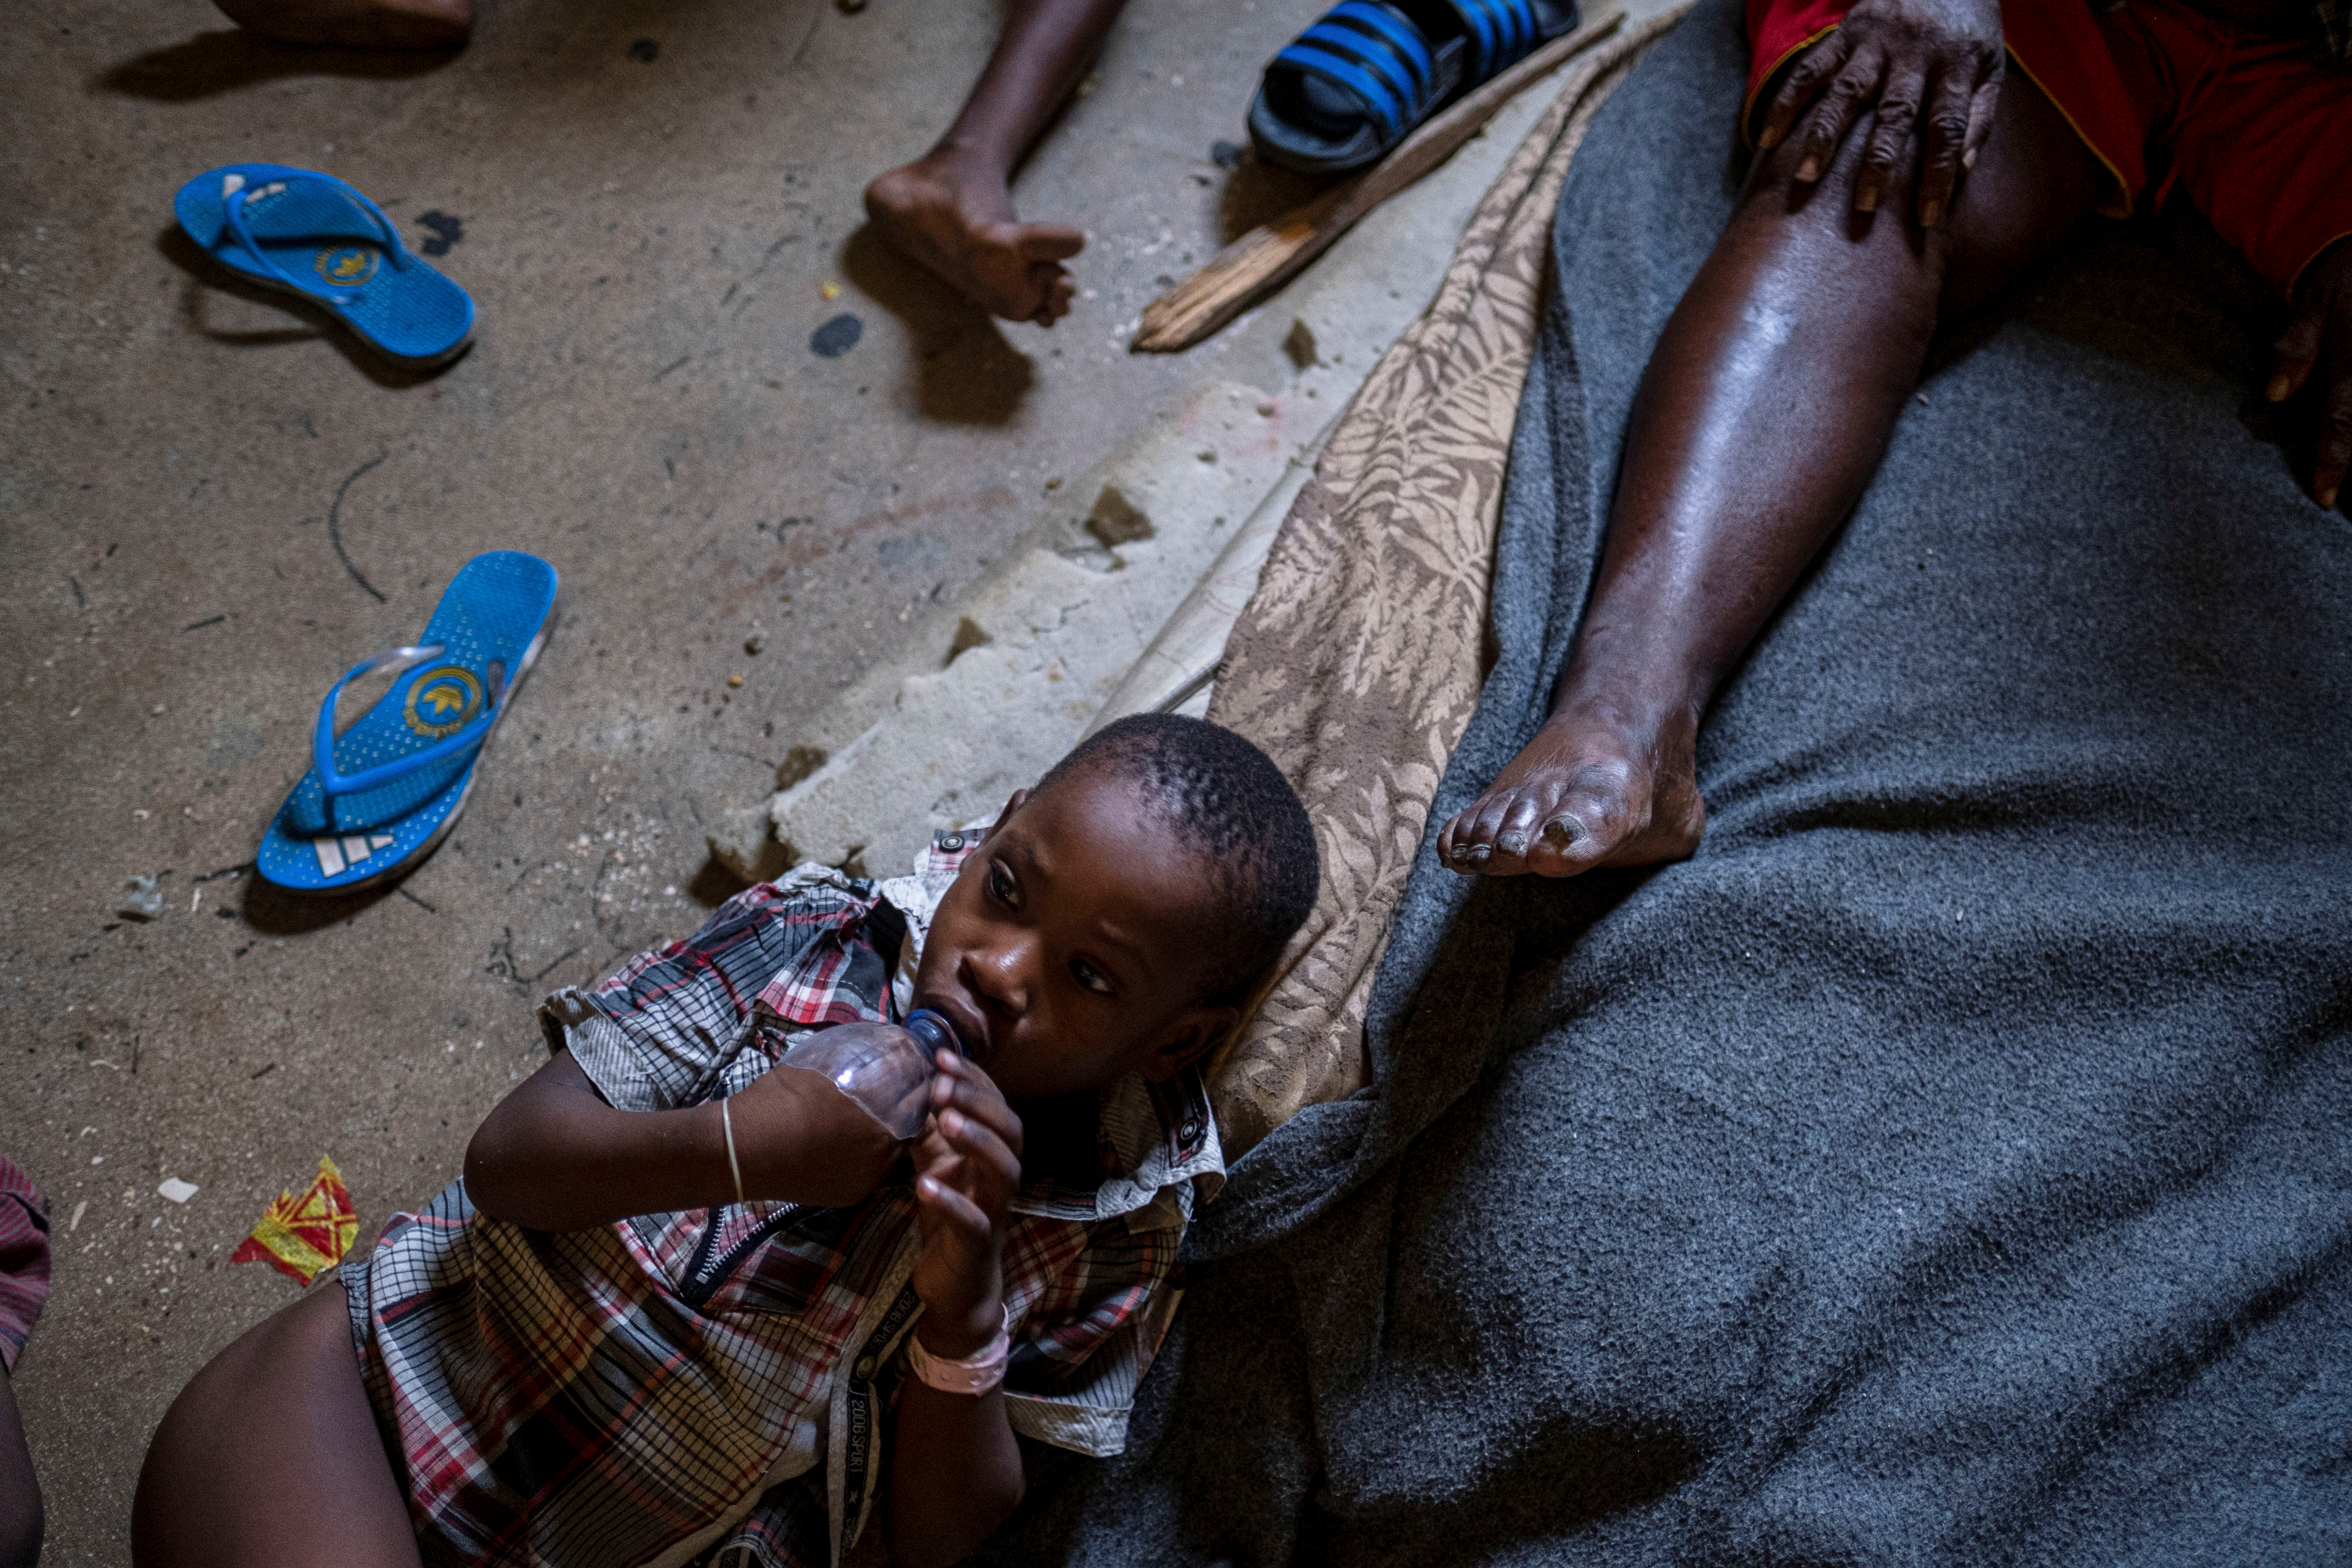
left=1132, top=9, right=1625, bottom=354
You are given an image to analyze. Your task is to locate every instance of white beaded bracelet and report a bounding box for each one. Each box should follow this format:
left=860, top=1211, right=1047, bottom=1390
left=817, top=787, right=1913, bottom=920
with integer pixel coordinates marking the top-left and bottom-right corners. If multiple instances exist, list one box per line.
left=906, top=1305, right=1013, bottom=1396
left=719, top=1098, right=745, bottom=1205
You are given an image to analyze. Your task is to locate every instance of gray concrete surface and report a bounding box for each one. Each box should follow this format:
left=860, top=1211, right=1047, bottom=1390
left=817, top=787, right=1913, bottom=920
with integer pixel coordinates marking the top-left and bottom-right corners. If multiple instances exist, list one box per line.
left=755, top=32, right=1596, bottom=884
left=0, top=0, right=1668, bottom=1559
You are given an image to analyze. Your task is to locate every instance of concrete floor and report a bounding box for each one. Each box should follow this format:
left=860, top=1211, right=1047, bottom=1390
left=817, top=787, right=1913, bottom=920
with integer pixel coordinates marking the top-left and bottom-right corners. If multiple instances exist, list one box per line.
left=0, top=0, right=1655, bottom=1559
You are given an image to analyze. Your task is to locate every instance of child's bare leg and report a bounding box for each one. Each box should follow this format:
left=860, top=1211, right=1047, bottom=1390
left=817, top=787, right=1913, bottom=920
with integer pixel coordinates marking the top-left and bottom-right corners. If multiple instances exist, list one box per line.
left=133, top=1287, right=420, bottom=1568
left=210, top=0, right=472, bottom=50
left=1438, top=69, right=2102, bottom=877
left=864, top=0, right=1126, bottom=326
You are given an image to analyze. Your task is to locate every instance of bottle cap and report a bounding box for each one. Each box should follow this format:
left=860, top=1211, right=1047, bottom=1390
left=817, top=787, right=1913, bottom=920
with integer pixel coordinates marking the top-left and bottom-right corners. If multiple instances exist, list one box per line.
left=904, top=1008, right=962, bottom=1063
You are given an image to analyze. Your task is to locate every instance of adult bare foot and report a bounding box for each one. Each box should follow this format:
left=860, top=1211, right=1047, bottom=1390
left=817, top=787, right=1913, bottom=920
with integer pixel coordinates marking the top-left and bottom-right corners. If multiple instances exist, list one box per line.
left=1436, top=697, right=1706, bottom=877
left=212, top=0, right=472, bottom=50
left=865, top=154, right=1084, bottom=327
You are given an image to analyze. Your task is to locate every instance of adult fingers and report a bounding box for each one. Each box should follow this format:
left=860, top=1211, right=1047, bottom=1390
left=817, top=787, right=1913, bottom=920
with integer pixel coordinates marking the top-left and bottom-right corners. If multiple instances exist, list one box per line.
left=1914, top=55, right=1976, bottom=227
left=1851, top=60, right=1927, bottom=215
left=1756, top=32, right=1852, bottom=152
left=1789, top=42, right=1887, bottom=186
left=2316, top=355, right=2352, bottom=511
left=2269, top=301, right=2325, bottom=403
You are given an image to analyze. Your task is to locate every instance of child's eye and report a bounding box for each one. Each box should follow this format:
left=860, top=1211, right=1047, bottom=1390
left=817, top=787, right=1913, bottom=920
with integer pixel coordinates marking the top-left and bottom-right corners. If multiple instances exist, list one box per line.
left=985, top=860, right=1021, bottom=909
left=1070, top=958, right=1115, bottom=995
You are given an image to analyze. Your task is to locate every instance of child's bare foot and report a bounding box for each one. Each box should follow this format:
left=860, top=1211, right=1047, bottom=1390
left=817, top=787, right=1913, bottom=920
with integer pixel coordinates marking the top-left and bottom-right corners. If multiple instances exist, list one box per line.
left=865, top=154, right=1083, bottom=327
left=213, top=0, right=472, bottom=50
left=1437, top=697, right=1707, bottom=877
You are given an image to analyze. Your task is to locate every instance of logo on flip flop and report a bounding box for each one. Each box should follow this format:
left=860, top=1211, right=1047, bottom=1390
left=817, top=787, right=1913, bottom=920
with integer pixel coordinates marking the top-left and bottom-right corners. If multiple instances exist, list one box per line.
left=315, top=245, right=378, bottom=286
left=404, top=666, right=482, bottom=738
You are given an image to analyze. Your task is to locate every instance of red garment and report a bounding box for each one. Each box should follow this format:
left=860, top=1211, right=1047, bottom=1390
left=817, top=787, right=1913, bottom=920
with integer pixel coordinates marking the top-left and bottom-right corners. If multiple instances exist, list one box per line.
left=0, top=1156, right=51, bottom=1373
left=1744, top=0, right=2352, bottom=293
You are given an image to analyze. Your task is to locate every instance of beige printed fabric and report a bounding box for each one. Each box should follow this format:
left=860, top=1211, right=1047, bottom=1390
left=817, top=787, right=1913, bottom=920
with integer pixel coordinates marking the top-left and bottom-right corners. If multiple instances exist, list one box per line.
left=1203, top=10, right=1690, bottom=1160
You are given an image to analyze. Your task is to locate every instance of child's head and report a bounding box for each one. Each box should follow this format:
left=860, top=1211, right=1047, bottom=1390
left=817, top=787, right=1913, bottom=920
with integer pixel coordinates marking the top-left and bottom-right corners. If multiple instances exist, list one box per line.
left=912, top=715, right=1318, bottom=1101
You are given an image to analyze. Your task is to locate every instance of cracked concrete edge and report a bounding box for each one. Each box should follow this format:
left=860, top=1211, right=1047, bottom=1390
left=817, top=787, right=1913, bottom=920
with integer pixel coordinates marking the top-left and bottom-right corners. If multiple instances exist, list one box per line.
left=754, top=374, right=1319, bottom=879
left=1080, top=413, right=1334, bottom=738
left=706, top=71, right=1582, bottom=886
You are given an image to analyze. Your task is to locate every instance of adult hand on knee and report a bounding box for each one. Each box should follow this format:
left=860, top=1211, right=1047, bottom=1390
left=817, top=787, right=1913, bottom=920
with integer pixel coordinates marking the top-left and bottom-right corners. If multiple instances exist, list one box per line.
left=2268, top=239, right=2352, bottom=512
left=1754, top=0, right=2003, bottom=229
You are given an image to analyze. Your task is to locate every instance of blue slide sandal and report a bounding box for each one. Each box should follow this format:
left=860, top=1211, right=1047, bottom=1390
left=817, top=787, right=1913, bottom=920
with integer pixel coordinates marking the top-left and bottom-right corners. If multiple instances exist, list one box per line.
left=174, top=163, right=475, bottom=368
left=257, top=552, right=557, bottom=895
left=1248, top=0, right=1579, bottom=175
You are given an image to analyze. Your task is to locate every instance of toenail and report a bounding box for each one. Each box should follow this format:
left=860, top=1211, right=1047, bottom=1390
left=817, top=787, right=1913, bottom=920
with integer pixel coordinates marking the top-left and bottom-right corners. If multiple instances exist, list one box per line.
left=1462, top=845, right=1492, bottom=864
left=1540, top=818, right=1584, bottom=846
left=1496, top=830, right=1529, bottom=855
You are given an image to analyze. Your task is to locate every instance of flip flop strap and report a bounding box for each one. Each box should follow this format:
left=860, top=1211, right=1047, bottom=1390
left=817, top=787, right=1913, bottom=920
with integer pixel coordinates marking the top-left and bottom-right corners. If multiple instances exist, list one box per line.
left=1274, top=0, right=1442, bottom=139
left=1439, top=0, right=1542, bottom=81
left=312, top=643, right=505, bottom=798
left=221, top=171, right=413, bottom=308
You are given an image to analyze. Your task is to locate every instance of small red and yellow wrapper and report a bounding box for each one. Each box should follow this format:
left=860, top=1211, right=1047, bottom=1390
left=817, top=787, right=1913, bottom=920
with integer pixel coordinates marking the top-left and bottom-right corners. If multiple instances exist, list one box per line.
left=230, top=1155, right=359, bottom=1286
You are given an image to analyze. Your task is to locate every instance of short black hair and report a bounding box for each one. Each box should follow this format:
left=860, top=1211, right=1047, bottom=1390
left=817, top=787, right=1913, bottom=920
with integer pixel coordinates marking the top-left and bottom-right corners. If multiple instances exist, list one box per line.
left=1036, top=714, right=1319, bottom=1004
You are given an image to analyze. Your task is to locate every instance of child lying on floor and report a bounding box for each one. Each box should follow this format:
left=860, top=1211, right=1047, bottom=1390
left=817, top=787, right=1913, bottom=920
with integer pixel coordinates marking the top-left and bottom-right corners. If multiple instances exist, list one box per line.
left=133, top=714, right=1318, bottom=1568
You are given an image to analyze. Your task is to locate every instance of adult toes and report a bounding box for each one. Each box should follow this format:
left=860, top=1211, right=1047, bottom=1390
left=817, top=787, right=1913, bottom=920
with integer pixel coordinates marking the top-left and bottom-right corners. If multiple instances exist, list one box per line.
left=1439, top=794, right=1514, bottom=873
left=1488, top=791, right=1559, bottom=869
left=1522, top=810, right=1604, bottom=877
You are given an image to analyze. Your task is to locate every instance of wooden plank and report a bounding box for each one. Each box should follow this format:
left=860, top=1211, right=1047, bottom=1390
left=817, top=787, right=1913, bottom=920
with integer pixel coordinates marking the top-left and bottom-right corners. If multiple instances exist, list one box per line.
left=1132, top=9, right=1625, bottom=354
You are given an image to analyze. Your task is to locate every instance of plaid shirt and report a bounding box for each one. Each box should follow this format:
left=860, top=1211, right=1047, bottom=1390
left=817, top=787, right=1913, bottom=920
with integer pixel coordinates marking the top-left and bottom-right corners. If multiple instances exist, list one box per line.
left=346, top=833, right=1222, bottom=1568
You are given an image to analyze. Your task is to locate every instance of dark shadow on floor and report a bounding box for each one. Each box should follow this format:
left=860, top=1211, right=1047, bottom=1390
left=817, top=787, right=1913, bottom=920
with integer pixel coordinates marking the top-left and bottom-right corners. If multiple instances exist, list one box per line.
left=1216, top=150, right=1334, bottom=244
left=93, top=29, right=459, bottom=102
left=159, top=227, right=466, bottom=391
left=836, top=226, right=1035, bottom=428
left=237, top=871, right=397, bottom=936
left=686, top=851, right=752, bottom=910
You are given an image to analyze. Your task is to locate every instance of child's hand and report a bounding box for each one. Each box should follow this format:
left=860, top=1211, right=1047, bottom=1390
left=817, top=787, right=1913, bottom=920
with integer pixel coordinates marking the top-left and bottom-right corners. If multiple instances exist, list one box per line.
left=725, top=1060, right=910, bottom=1207
left=909, top=1052, right=1025, bottom=1357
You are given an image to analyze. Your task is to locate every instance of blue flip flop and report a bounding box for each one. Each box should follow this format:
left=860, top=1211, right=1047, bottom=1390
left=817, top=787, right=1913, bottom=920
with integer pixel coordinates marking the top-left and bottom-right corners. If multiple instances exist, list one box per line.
left=1247, top=0, right=1579, bottom=175
left=174, top=162, right=475, bottom=368
left=257, top=552, right=557, bottom=895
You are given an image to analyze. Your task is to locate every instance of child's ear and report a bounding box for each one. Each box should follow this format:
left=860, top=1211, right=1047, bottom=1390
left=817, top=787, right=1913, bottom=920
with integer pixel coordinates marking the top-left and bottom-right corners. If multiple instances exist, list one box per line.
left=981, top=788, right=1028, bottom=842
left=1139, top=1003, right=1241, bottom=1083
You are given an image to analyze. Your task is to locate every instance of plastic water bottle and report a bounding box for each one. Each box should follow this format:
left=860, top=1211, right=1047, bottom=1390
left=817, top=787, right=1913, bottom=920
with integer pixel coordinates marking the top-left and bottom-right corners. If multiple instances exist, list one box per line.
left=777, top=1007, right=963, bottom=1140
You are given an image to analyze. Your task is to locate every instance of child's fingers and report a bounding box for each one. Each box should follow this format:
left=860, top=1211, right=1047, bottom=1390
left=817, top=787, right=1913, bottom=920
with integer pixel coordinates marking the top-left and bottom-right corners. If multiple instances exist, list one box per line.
left=932, top=1073, right=1023, bottom=1157
left=937, top=1107, right=1022, bottom=1203
left=930, top=1052, right=1024, bottom=1143
left=916, top=1172, right=996, bottom=1249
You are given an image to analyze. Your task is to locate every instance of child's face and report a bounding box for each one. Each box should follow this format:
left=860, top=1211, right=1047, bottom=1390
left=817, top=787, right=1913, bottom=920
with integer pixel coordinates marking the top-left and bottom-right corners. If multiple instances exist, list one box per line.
left=911, top=765, right=1240, bottom=1102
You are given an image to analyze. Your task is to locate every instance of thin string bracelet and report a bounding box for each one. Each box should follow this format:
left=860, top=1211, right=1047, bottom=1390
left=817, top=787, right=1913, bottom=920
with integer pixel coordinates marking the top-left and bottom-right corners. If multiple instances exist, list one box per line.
left=720, top=1098, right=745, bottom=1205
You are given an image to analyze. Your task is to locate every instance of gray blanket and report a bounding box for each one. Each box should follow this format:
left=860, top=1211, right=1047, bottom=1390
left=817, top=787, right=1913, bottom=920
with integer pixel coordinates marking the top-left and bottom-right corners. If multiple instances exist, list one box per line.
left=982, top=3, right=2352, bottom=1561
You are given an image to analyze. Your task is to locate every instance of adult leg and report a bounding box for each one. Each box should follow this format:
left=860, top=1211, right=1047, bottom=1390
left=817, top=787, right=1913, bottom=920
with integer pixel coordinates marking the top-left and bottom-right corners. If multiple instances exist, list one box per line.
left=865, top=0, right=1127, bottom=326
left=1438, top=62, right=2104, bottom=877
left=133, top=1286, right=421, bottom=1568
